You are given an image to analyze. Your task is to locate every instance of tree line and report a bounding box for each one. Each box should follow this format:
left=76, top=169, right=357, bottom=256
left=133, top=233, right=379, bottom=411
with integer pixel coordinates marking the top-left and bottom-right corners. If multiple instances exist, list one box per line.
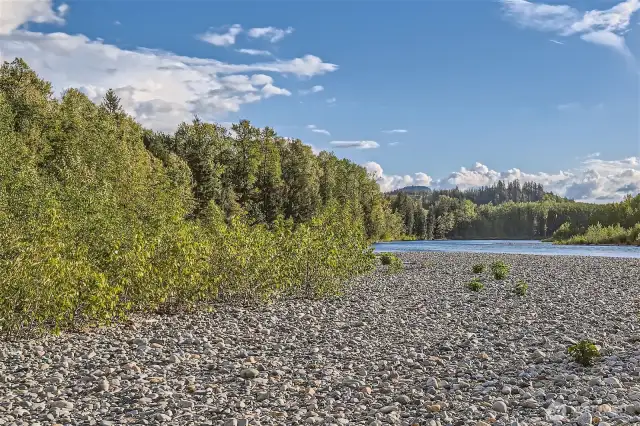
left=0, top=58, right=403, bottom=335
left=388, top=180, right=640, bottom=244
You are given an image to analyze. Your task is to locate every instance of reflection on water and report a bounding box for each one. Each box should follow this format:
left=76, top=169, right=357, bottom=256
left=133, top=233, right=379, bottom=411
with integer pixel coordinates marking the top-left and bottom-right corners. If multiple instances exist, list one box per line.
left=373, top=240, right=640, bottom=258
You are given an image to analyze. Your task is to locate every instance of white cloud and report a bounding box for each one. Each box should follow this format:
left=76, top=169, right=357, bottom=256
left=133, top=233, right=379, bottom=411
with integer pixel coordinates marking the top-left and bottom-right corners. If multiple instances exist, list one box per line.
left=326, top=97, right=336, bottom=104
left=364, top=162, right=433, bottom=192
left=580, top=30, right=631, bottom=57
left=236, top=48, right=273, bottom=57
left=557, top=102, right=581, bottom=111
left=0, top=24, right=336, bottom=132
left=248, top=26, right=294, bottom=43
left=501, top=0, right=640, bottom=57
left=383, top=129, right=408, bottom=134
left=586, top=152, right=601, bottom=159
left=331, top=140, right=379, bottom=149
left=389, top=142, right=400, bottom=147
left=199, top=24, right=243, bottom=47
left=56, top=3, right=69, bottom=17
left=262, top=83, right=291, bottom=98
left=549, top=39, right=564, bottom=44
left=369, top=157, right=640, bottom=202
left=114, top=20, right=121, bottom=26
left=299, top=85, right=324, bottom=95
left=0, top=0, right=68, bottom=34
left=306, top=124, right=330, bottom=136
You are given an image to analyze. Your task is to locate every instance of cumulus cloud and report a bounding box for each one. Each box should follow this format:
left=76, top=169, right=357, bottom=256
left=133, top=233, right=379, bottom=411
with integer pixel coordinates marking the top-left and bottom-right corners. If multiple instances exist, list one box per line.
left=0, top=5, right=337, bottom=132
left=367, top=157, right=640, bottom=202
left=501, top=0, right=640, bottom=57
left=364, top=162, right=433, bottom=192
left=236, top=48, right=273, bottom=57
left=248, top=26, right=294, bottom=43
left=299, top=85, right=324, bottom=95
left=261, top=83, right=291, bottom=98
left=326, top=97, right=336, bottom=104
left=0, top=0, right=68, bottom=34
left=306, top=124, right=330, bottom=136
left=331, top=140, right=379, bottom=149
left=199, top=24, right=243, bottom=47
left=382, top=129, right=408, bottom=134
left=580, top=30, right=631, bottom=57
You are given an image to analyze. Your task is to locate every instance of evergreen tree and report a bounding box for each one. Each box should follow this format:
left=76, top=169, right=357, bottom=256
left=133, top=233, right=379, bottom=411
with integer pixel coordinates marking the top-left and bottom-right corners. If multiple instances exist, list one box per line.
left=101, top=88, right=123, bottom=115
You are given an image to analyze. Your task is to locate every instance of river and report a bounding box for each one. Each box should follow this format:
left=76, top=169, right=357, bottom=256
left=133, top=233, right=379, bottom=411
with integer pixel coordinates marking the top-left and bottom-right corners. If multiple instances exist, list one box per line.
left=373, top=239, right=640, bottom=258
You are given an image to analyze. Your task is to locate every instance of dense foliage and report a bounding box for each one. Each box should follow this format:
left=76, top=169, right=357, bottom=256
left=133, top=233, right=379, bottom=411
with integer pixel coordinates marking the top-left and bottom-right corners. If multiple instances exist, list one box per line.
left=379, top=252, right=403, bottom=273
left=388, top=180, right=640, bottom=245
left=568, top=340, right=601, bottom=367
left=0, top=58, right=399, bottom=335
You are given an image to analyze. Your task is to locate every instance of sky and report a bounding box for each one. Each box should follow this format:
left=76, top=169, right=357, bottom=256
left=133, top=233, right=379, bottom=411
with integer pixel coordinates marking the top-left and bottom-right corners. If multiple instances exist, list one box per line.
left=0, top=0, right=639, bottom=202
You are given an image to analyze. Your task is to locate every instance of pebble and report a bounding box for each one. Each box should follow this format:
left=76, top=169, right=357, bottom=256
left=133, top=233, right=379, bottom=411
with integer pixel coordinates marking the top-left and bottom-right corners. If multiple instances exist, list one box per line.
left=492, top=400, right=508, bottom=413
left=577, top=411, right=592, bottom=426
left=0, top=253, right=638, bottom=426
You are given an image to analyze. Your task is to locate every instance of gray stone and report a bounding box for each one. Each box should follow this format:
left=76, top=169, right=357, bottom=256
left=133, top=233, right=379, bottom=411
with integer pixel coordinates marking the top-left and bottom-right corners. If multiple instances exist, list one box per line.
left=239, top=368, right=260, bottom=379
left=492, top=400, right=508, bottom=413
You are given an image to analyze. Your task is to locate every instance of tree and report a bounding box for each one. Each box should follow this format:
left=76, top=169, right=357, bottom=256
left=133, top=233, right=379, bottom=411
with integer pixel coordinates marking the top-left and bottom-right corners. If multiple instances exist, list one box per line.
left=101, top=89, right=123, bottom=115
left=254, top=127, right=283, bottom=223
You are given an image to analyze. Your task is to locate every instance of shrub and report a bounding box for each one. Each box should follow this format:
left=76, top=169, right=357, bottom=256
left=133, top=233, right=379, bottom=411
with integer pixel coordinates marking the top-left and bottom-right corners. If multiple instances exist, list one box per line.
left=467, top=278, right=484, bottom=292
left=556, top=222, right=640, bottom=246
left=379, top=253, right=403, bottom=273
left=514, top=280, right=528, bottom=296
left=0, top=59, right=379, bottom=336
left=568, top=340, right=600, bottom=366
left=472, top=263, right=485, bottom=274
left=491, top=260, right=509, bottom=280
left=380, top=253, right=394, bottom=265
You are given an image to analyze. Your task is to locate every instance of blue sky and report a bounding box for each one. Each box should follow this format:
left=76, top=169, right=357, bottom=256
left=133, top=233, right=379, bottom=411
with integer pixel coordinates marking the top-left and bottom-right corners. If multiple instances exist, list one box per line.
left=0, top=0, right=639, bottom=201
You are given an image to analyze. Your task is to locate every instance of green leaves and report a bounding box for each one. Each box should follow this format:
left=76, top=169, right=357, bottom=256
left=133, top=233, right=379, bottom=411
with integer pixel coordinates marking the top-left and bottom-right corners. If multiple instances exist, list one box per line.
left=379, top=253, right=403, bottom=273
left=0, top=58, right=381, bottom=337
left=514, top=280, right=528, bottom=296
left=491, top=260, right=510, bottom=280
left=472, top=263, right=485, bottom=274
left=467, top=278, right=484, bottom=292
left=568, top=340, right=600, bottom=367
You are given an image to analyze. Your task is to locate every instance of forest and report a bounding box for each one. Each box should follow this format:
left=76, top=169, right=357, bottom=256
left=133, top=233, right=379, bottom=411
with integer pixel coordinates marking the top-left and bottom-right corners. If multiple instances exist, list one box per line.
left=1, top=58, right=638, bottom=334
left=0, top=58, right=405, bottom=334
left=387, top=180, right=640, bottom=244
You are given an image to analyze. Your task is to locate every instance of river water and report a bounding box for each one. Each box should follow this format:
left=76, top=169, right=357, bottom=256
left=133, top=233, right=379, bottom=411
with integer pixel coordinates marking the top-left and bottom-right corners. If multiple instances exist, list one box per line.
left=373, top=239, right=640, bottom=258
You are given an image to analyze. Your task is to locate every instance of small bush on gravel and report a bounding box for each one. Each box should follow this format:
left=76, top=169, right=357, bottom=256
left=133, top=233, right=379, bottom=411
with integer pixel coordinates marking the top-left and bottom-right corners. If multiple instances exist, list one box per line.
left=472, top=263, right=485, bottom=274
left=491, top=260, right=510, bottom=280
left=514, top=280, right=528, bottom=296
left=379, top=253, right=403, bottom=273
left=467, top=278, right=484, bottom=292
left=568, top=340, right=600, bottom=366
left=380, top=253, right=394, bottom=265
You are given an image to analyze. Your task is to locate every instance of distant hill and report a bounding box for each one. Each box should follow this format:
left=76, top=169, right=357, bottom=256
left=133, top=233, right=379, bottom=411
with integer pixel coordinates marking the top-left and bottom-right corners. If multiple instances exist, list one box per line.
left=388, top=185, right=432, bottom=194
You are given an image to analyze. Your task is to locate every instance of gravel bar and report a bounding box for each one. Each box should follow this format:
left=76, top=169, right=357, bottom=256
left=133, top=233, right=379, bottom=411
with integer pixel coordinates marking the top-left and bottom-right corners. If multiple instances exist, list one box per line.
left=1, top=252, right=640, bottom=426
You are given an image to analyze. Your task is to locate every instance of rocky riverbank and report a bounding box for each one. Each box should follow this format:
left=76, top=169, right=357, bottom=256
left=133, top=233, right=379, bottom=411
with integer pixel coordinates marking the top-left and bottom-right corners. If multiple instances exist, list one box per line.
left=1, top=252, right=640, bottom=426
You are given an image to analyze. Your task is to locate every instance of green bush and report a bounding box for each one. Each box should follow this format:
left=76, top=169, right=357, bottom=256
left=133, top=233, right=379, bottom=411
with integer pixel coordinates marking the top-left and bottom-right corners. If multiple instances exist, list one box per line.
left=467, top=278, right=484, bottom=292
left=0, top=59, right=380, bottom=336
left=472, top=263, right=485, bottom=274
left=379, top=253, right=403, bottom=273
left=491, top=260, right=509, bottom=280
left=567, top=340, right=600, bottom=366
left=555, top=222, right=640, bottom=246
left=380, top=253, right=394, bottom=265
left=514, top=280, right=528, bottom=296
